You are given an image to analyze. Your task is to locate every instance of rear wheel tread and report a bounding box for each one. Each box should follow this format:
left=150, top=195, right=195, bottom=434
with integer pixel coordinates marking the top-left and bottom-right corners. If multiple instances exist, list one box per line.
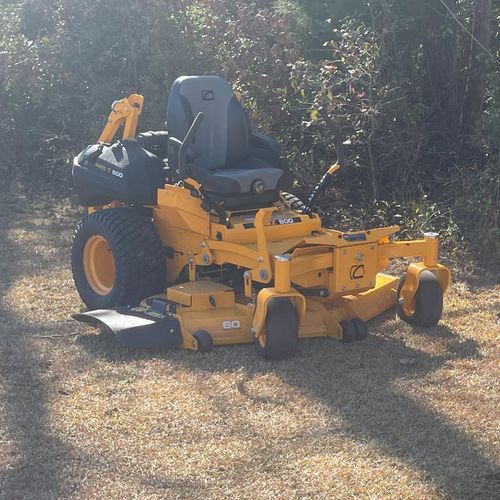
left=281, top=192, right=306, bottom=211
left=71, top=208, right=165, bottom=309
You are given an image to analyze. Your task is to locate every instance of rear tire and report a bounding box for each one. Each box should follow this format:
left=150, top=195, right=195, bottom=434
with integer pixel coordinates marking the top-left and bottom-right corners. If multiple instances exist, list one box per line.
left=397, top=271, right=443, bottom=327
left=255, top=297, right=298, bottom=360
left=281, top=192, right=306, bottom=211
left=71, top=208, right=166, bottom=309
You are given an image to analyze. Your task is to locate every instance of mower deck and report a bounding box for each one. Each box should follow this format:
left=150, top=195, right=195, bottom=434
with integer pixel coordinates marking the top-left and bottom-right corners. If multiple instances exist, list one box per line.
left=75, top=273, right=399, bottom=349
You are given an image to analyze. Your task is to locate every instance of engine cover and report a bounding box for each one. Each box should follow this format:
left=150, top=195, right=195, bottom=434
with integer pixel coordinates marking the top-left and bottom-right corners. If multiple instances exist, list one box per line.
left=72, top=140, right=165, bottom=206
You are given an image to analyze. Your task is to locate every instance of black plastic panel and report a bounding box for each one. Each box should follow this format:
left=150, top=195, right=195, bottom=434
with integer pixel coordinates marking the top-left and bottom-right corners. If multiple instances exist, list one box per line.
left=72, top=140, right=165, bottom=206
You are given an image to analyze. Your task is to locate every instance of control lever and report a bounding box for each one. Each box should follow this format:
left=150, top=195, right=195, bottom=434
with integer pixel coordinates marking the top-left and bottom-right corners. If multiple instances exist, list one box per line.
left=175, top=112, right=204, bottom=179
left=303, top=163, right=340, bottom=214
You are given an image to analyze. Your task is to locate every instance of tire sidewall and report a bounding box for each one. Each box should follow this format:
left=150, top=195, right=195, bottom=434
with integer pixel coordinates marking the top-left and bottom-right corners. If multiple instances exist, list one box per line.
left=71, top=215, right=124, bottom=309
left=255, top=297, right=298, bottom=360
left=413, top=271, right=443, bottom=327
left=397, top=271, right=443, bottom=327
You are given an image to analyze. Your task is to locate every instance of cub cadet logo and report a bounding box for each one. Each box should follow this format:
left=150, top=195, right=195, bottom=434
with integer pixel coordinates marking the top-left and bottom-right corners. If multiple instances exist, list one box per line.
left=222, top=320, right=241, bottom=330
left=350, top=264, right=365, bottom=280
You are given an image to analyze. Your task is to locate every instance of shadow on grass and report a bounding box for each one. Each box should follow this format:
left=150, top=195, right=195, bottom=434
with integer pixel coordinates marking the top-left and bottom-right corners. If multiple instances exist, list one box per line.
left=0, top=205, right=74, bottom=498
left=78, top=308, right=500, bottom=498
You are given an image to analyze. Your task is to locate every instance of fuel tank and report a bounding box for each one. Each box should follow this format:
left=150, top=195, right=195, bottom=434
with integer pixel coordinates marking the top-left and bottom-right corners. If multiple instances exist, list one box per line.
left=72, top=140, right=165, bottom=206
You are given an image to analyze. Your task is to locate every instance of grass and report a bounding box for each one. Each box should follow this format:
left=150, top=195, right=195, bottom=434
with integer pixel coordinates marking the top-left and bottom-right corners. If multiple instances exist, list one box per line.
left=0, top=195, right=499, bottom=499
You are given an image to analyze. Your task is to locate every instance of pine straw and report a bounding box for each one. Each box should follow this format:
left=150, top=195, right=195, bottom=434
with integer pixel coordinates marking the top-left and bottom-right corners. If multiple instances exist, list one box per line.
left=0, top=196, right=498, bottom=499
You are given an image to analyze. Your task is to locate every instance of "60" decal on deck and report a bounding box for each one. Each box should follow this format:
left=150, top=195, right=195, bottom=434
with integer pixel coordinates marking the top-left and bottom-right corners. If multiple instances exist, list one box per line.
left=222, top=320, right=241, bottom=330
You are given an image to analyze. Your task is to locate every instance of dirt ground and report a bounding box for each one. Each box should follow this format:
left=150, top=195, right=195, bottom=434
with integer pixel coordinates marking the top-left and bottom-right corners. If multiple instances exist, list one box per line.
left=0, top=196, right=499, bottom=499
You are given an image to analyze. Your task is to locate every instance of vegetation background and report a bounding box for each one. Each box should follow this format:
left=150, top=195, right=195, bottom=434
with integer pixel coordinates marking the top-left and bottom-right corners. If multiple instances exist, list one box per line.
left=0, top=3, right=499, bottom=498
left=0, top=0, right=498, bottom=267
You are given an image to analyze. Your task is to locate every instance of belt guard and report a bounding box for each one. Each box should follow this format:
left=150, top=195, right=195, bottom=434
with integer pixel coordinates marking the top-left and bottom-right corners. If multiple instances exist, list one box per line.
left=73, top=307, right=183, bottom=349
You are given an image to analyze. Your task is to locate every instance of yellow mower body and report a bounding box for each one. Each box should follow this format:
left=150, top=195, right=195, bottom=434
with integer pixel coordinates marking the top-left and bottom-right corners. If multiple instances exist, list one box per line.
left=81, top=178, right=450, bottom=353
left=72, top=78, right=451, bottom=359
left=149, top=183, right=449, bottom=350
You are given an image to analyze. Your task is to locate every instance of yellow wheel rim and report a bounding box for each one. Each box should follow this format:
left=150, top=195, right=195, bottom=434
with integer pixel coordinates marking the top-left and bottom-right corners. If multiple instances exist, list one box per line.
left=83, top=235, right=115, bottom=295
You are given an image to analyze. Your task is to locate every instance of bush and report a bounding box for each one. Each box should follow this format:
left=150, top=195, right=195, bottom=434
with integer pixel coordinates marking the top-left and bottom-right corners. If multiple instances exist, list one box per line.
left=0, top=0, right=204, bottom=191
left=0, top=0, right=498, bottom=267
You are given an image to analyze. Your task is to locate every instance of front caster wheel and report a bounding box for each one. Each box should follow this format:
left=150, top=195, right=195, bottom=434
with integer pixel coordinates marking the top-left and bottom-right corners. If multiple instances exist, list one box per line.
left=193, top=330, right=213, bottom=352
left=397, top=270, right=443, bottom=327
left=255, top=297, right=298, bottom=360
left=351, top=318, right=368, bottom=340
left=340, top=320, right=357, bottom=343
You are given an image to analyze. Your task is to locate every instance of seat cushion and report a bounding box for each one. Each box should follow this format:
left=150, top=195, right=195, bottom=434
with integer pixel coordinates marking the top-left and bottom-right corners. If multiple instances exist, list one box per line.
left=188, top=162, right=285, bottom=195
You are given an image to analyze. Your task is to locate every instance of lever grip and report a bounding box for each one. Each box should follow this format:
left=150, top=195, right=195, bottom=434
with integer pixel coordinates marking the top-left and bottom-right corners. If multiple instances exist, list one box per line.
left=304, top=172, right=334, bottom=214
left=303, top=163, right=340, bottom=214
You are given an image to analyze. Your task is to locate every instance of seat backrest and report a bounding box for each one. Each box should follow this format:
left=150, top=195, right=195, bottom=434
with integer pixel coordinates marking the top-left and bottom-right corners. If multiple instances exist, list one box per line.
left=167, top=76, right=251, bottom=171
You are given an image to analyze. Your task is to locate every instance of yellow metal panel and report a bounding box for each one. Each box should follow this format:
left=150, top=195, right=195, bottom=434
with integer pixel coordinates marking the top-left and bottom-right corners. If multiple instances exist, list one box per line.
left=377, top=234, right=441, bottom=264
left=154, top=195, right=209, bottom=238
left=98, top=94, right=144, bottom=143
left=274, top=255, right=292, bottom=293
left=232, top=238, right=308, bottom=259
left=207, top=240, right=258, bottom=268
left=290, top=250, right=332, bottom=286
left=292, top=270, right=330, bottom=288
left=342, top=274, right=398, bottom=321
left=267, top=238, right=307, bottom=256
left=209, top=211, right=321, bottom=245
left=331, top=243, right=378, bottom=294
left=303, top=226, right=399, bottom=247
left=167, top=281, right=235, bottom=309
left=176, top=304, right=254, bottom=345
left=302, top=299, right=342, bottom=339
left=298, top=310, right=329, bottom=338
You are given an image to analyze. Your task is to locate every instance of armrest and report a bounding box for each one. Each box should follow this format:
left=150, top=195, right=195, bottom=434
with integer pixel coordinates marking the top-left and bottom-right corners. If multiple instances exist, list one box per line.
left=251, top=131, right=284, bottom=169
left=136, top=130, right=169, bottom=158
left=167, top=137, right=182, bottom=169
left=168, top=136, right=182, bottom=150
left=251, top=131, right=281, bottom=154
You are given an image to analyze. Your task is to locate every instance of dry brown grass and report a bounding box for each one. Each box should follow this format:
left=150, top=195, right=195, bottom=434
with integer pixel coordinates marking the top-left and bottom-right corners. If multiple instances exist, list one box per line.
left=0, top=195, right=499, bottom=499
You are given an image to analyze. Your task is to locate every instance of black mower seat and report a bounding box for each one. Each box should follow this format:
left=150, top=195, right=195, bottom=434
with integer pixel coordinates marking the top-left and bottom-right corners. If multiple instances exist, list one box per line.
left=167, top=75, right=291, bottom=210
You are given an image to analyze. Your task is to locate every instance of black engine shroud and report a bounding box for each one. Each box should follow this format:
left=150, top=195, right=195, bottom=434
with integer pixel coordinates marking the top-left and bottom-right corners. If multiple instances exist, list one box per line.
left=72, top=141, right=165, bottom=207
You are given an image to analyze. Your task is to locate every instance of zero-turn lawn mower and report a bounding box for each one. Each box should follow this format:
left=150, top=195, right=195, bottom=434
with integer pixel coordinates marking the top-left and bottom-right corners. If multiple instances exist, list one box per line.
left=71, top=75, right=451, bottom=360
